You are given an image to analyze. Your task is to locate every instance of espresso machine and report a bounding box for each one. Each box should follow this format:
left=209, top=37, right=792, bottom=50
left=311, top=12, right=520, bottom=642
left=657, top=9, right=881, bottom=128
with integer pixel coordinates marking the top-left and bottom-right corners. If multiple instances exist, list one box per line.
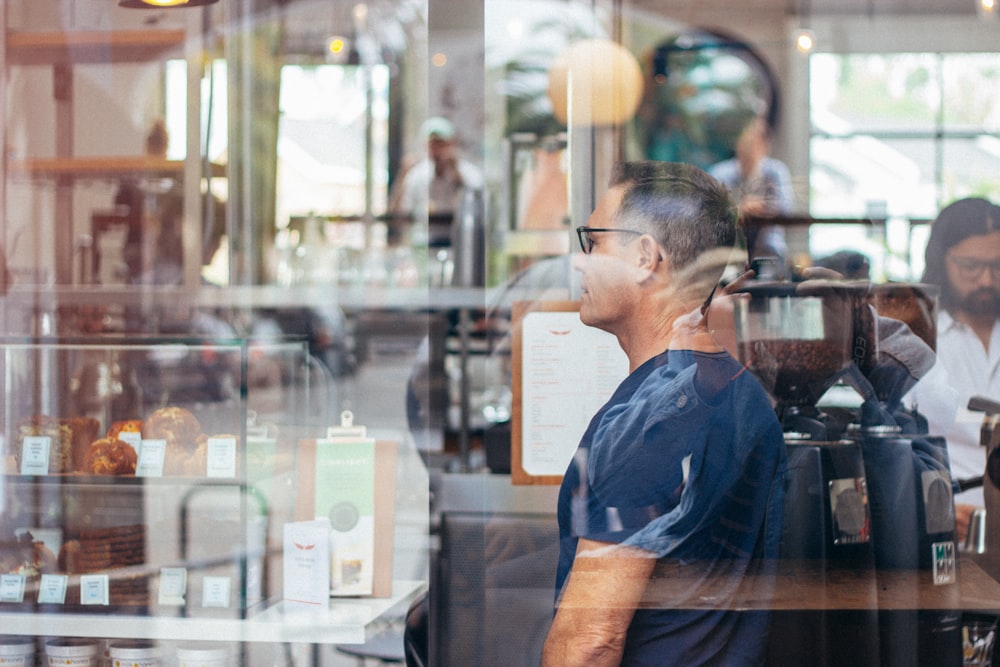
left=733, top=279, right=960, bottom=666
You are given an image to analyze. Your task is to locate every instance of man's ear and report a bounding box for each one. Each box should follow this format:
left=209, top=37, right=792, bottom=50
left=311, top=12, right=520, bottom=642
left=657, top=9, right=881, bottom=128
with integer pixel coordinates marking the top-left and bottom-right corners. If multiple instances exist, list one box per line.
left=637, top=235, right=663, bottom=272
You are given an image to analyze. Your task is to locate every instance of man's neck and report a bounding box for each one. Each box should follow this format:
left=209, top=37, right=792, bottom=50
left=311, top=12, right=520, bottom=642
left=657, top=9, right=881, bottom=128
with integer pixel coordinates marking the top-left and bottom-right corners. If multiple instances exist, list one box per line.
left=954, top=309, right=998, bottom=351
left=617, top=304, right=720, bottom=373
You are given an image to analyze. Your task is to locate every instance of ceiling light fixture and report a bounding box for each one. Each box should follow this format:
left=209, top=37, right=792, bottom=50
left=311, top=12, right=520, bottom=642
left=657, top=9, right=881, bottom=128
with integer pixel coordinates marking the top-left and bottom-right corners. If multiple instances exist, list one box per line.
left=978, top=0, right=997, bottom=19
left=119, top=0, right=217, bottom=8
left=794, top=29, right=816, bottom=54
left=794, top=0, right=815, bottom=54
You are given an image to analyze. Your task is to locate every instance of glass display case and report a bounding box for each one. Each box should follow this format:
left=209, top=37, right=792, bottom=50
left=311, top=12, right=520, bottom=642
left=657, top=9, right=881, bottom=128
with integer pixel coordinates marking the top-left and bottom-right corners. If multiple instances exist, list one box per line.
left=0, top=335, right=307, bottom=613
left=0, top=335, right=426, bottom=651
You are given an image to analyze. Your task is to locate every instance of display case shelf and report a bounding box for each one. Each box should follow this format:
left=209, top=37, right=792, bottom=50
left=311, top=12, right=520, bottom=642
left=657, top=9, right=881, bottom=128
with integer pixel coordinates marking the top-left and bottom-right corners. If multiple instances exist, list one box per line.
left=0, top=580, right=425, bottom=644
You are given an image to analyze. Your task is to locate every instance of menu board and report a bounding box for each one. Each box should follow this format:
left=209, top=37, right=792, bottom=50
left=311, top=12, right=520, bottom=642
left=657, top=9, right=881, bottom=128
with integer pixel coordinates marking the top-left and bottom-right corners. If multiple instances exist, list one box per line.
left=511, top=301, right=629, bottom=484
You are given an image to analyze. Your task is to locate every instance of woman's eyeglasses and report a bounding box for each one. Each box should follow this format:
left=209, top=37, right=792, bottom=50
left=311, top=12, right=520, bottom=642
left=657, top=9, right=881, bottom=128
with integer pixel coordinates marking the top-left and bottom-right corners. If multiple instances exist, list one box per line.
left=576, top=226, right=643, bottom=254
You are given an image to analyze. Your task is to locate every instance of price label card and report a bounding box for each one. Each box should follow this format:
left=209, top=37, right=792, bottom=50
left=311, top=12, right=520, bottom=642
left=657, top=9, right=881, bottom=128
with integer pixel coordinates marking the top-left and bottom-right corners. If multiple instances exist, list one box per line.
left=80, top=574, right=110, bottom=605
left=0, top=574, right=26, bottom=603
left=136, top=439, right=167, bottom=477
left=158, top=567, right=187, bottom=606
left=201, top=576, right=232, bottom=608
left=37, top=573, right=68, bottom=604
left=20, top=436, right=51, bottom=475
left=283, top=519, right=331, bottom=610
left=206, top=437, right=237, bottom=478
left=118, top=430, right=142, bottom=454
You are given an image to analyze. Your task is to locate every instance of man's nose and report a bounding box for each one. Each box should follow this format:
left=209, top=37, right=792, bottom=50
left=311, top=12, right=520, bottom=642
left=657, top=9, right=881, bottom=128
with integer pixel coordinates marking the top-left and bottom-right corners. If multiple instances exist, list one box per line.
left=571, top=252, right=587, bottom=271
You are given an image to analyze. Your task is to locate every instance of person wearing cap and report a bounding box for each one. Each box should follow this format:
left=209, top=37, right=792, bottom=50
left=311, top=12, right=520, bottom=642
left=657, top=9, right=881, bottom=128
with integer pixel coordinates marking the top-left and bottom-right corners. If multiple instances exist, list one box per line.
left=393, top=116, right=484, bottom=229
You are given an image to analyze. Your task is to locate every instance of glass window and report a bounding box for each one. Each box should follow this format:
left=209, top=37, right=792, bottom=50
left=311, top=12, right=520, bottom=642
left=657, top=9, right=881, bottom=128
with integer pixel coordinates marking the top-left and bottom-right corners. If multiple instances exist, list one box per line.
left=809, top=51, right=1000, bottom=278
left=275, top=63, right=391, bottom=224
left=811, top=53, right=940, bottom=134
left=167, top=61, right=391, bottom=226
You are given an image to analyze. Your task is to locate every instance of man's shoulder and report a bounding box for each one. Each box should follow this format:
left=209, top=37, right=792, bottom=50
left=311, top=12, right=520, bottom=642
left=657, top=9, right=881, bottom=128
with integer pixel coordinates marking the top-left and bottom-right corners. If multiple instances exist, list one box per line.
left=708, top=159, right=738, bottom=179
left=457, top=159, right=484, bottom=186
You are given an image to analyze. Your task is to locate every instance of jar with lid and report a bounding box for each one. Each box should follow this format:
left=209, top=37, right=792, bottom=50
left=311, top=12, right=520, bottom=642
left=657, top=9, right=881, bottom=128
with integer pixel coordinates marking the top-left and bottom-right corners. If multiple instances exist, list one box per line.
left=44, top=638, right=99, bottom=667
left=0, top=636, right=35, bottom=667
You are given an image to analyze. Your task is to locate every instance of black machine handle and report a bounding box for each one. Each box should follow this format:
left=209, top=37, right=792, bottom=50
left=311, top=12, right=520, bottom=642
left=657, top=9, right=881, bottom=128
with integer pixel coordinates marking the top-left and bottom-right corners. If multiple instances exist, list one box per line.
left=957, top=476, right=984, bottom=492
left=968, top=395, right=1000, bottom=415
left=966, top=395, right=1000, bottom=491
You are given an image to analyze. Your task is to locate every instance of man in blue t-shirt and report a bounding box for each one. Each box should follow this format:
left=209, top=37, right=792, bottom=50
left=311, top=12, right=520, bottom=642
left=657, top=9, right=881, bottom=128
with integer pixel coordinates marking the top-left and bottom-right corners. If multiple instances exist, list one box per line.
left=542, top=161, right=786, bottom=666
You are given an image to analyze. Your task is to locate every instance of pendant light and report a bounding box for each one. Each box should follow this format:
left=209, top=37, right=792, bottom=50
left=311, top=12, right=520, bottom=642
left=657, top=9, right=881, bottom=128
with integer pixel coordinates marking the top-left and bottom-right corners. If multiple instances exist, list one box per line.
left=119, top=0, right=217, bottom=8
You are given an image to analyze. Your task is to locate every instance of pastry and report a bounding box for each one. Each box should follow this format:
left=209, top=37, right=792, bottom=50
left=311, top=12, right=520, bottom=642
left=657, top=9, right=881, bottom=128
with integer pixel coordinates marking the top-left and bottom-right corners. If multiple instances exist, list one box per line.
left=107, top=420, right=143, bottom=441
left=85, top=437, right=138, bottom=476
left=58, top=539, right=81, bottom=573
left=0, top=531, right=56, bottom=578
left=15, top=415, right=73, bottom=474
left=61, top=416, right=101, bottom=472
left=144, top=407, right=202, bottom=475
left=142, top=407, right=200, bottom=449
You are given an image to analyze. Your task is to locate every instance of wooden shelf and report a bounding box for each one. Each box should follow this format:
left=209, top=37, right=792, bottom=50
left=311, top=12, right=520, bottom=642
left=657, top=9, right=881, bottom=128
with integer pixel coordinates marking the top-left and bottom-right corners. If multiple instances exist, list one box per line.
left=6, top=157, right=226, bottom=180
left=8, top=156, right=183, bottom=179
left=6, top=30, right=186, bottom=66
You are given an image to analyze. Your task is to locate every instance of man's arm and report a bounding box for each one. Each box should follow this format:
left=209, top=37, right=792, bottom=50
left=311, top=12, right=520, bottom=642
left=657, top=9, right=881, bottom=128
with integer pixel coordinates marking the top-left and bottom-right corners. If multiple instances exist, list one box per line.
left=542, top=538, right=656, bottom=667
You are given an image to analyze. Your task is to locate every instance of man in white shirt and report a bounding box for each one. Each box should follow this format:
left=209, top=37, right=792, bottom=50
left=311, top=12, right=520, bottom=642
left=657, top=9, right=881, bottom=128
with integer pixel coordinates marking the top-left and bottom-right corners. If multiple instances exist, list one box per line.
left=393, top=117, right=483, bottom=227
left=912, top=197, right=1000, bottom=538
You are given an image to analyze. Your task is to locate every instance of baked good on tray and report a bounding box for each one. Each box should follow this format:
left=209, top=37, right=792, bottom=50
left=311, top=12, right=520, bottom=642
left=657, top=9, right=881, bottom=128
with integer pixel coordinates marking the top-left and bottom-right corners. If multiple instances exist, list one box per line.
left=61, top=416, right=101, bottom=473
left=143, top=407, right=203, bottom=475
left=107, top=419, right=143, bottom=441
left=0, top=530, right=57, bottom=578
left=84, top=437, right=138, bottom=476
left=14, top=415, right=73, bottom=474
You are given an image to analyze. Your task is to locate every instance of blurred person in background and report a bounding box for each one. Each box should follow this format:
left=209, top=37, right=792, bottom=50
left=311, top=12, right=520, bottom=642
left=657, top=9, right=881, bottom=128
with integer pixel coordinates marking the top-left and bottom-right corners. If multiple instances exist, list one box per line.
left=709, top=115, right=794, bottom=276
left=911, top=197, right=1000, bottom=539
left=392, top=116, right=483, bottom=245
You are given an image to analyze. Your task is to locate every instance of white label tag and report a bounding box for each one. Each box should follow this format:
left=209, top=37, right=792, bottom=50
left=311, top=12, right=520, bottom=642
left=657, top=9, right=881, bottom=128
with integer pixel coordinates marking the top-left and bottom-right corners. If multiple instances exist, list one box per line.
left=201, top=576, right=232, bottom=608
left=206, top=437, right=237, bottom=478
left=37, top=573, right=68, bottom=604
left=20, top=436, right=51, bottom=475
left=118, top=430, right=142, bottom=453
left=158, top=567, right=187, bottom=606
left=79, top=574, right=110, bottom=605
left=0, top=574, right=26, bottom=602
left=136, top=439, right=167, bottom=477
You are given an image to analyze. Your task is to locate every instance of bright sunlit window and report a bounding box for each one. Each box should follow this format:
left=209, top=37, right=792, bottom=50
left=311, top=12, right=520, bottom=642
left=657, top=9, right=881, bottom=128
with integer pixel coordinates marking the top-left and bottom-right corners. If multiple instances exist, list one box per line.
left=808, top=52, right=1000, bottom=279
left=274, top=63, right=390, bottom=226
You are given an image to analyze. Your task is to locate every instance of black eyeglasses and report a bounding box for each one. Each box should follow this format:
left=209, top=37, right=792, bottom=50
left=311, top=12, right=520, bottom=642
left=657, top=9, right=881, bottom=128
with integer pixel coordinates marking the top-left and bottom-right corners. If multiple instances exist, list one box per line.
left=947, top=254, right=1000, bottom=280
left=576, top=226, right=643, bottom=254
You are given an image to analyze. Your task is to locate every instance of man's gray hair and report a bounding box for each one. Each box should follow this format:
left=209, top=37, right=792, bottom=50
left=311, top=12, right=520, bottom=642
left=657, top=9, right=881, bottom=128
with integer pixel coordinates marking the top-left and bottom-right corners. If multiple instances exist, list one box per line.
left=609, top=161, right=739, bottom=271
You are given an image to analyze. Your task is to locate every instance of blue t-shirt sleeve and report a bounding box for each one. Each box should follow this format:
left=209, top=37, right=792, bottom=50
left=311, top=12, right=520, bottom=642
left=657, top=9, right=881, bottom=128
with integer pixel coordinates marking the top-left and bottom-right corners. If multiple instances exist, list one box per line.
left=584, top=353, right=783, bottom=557
left=586, top=363, right=702, bottom=511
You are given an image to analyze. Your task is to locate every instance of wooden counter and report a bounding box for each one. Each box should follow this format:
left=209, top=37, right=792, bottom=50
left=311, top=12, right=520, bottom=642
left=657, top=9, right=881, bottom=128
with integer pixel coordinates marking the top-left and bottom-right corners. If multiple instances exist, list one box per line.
left=557, top=556, right=1000, bottom=613
left=623, top=558, right=1000, bottom=612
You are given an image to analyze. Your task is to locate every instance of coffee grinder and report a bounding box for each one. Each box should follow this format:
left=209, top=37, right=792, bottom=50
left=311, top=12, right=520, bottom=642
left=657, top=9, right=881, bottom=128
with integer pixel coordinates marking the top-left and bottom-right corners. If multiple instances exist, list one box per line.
left=859, top=283, right=960, bottom=667
left=734, top=279, right=961, bottom=666
left=733, top=280, right=875, bottom=562
left=734, top=280, right=879, bottom=666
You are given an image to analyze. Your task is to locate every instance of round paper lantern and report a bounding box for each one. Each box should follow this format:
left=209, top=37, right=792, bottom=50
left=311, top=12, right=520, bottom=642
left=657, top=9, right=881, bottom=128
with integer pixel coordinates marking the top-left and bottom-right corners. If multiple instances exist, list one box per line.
left=547, top=39, right=644, bottom=127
